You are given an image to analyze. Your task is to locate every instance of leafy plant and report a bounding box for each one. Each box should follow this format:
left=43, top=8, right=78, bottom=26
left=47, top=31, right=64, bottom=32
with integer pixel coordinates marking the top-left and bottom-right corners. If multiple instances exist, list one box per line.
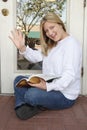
left=17, top=0, right=66, bottom=37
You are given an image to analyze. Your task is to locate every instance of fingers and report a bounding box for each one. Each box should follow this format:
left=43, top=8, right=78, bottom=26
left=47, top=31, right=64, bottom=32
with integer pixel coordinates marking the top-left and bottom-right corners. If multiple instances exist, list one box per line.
left=11, top=29, right=19, bottom=38
left=9, top=29, right=23, bottom=41
left=10, top=29, right=22, bottom=38
left=18, top=29, right=22, bottom=36
left=9, top=29, right=17, bottom=41
left=9, top=28, right=25, bottom=50
left=9, top=31, right=15, bottom=43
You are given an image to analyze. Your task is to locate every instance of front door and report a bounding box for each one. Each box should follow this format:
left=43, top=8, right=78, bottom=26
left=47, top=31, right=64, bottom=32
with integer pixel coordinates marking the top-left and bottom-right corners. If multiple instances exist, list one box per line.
left=0, top=0, right=85, bottom=94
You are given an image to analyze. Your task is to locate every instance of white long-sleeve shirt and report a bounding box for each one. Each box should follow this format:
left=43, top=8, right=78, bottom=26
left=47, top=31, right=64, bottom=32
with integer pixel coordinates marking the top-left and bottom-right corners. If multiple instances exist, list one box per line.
left=20, top=36, right=82, bottom=100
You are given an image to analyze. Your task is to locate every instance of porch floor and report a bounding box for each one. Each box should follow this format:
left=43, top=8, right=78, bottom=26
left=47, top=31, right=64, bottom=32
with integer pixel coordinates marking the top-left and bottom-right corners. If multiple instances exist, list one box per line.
left=0, top=95, right=87, bottom=130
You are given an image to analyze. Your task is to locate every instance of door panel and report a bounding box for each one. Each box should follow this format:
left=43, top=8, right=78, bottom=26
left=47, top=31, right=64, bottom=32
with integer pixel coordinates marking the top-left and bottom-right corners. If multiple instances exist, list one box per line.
left=0, top=1, right=16, bottom=93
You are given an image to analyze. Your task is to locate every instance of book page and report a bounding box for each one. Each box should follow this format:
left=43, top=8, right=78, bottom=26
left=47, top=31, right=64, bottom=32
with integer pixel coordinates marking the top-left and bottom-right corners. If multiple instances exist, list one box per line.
left=28, top=74, right=60, bottom=81
left=16, top=74, right=61, bottom=87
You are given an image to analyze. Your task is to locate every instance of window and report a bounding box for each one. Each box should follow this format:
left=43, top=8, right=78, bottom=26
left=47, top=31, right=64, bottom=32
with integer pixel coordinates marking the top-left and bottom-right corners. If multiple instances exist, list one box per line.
left=16, top=0, right=67, bottom=70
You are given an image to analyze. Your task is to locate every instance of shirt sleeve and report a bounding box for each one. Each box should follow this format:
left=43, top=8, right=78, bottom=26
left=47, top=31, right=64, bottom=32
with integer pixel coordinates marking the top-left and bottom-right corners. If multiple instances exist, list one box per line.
left=19, top=46, right=43, bottom=63
left=46, top=41, right=82, bottom=92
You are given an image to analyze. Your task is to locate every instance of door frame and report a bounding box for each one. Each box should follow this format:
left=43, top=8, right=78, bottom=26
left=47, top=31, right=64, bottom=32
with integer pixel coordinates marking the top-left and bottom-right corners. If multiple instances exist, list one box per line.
left=82, top=0, right=87, bottom=94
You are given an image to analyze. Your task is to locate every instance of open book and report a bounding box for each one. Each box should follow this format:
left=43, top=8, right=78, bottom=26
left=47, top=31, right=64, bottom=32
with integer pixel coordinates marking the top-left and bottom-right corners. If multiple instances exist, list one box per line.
left=16, top=74, right=60, bottom=88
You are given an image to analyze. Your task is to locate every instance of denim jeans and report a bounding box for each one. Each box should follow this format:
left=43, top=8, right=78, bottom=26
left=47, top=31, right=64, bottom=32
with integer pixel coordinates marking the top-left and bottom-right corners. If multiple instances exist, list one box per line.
left=14, top=75, right=75, bottom=110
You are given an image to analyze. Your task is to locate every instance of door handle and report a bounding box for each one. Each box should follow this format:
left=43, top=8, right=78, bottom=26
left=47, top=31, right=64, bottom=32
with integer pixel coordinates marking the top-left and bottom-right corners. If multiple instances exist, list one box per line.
left=1, top=8, right=9, bottom=16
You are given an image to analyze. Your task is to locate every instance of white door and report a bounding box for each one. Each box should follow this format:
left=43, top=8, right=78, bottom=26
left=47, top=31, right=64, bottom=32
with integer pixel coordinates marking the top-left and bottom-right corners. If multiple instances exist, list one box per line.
left=0, top=0, right=85, bottom=94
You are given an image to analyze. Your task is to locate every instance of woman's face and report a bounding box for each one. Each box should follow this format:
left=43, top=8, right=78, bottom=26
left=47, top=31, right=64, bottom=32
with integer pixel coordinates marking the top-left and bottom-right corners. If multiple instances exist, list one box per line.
left=43, top=21, right=67, bottom=42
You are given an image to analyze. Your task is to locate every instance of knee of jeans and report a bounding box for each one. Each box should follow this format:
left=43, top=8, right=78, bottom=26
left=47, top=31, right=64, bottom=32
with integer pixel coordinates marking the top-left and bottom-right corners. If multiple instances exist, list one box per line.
left=24, top=89, right=38, bottom=106
left=14, top=76, right=20, bottom=87
left=14, top=75, right=26, bottom=86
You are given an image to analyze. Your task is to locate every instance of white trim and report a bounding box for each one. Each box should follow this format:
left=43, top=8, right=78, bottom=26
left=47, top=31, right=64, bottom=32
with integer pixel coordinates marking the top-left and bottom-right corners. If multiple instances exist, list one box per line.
left=82, top=3, right=87, bottom=94
left=66, top=0, right=70, bottom=32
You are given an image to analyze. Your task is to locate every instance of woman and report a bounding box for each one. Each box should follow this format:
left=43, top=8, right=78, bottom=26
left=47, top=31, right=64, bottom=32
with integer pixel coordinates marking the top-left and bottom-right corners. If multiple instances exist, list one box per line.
left=9, top=12, right=82, bottom=120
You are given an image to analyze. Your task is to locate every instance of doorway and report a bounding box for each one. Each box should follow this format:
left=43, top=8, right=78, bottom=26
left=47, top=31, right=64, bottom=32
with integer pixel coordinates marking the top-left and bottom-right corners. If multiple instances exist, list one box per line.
left=0, top=0, right=86, bottom=94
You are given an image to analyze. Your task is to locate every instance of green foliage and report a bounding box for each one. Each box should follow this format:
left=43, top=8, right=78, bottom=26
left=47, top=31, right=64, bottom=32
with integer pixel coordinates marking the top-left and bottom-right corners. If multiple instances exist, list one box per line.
left=17, top=0, right=66, bottom=38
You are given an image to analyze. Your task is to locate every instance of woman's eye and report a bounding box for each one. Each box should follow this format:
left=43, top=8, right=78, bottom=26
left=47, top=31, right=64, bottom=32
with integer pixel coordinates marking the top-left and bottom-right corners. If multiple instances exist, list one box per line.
left=45, top=26, right=55, bottom=34
left=50, top=26, right=54, bottom=29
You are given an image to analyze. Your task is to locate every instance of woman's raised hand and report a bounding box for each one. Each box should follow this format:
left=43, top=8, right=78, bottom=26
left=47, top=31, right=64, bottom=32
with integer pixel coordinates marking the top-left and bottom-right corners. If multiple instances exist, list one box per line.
left=9, top=29, right=26, bottom=52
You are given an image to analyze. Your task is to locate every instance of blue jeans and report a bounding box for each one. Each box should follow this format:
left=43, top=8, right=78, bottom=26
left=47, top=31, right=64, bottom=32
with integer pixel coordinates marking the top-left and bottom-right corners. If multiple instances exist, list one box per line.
left=14, top=75, right=75, bottom=110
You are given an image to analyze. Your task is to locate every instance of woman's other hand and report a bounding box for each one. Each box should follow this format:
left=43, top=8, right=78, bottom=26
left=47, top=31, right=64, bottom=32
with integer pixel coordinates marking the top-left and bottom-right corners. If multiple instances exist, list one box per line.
left=28, top=79, right=47, bottom=90
left=9, top=29, right=26, bottom=52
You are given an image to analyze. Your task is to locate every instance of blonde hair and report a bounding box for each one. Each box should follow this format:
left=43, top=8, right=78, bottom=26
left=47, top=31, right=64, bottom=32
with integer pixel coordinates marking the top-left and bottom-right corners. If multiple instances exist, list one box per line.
left=40, top=12, right=66, bottom=56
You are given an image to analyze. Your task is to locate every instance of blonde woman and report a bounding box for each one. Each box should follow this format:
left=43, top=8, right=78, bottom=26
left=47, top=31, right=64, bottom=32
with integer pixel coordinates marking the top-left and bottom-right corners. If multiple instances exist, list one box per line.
left=9, top=12, right=82, bottom=120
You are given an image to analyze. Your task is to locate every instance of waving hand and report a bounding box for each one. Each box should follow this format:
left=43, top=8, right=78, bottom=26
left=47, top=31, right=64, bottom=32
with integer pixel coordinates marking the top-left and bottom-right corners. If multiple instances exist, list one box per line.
left=9, top=29, right=26, bottom=52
